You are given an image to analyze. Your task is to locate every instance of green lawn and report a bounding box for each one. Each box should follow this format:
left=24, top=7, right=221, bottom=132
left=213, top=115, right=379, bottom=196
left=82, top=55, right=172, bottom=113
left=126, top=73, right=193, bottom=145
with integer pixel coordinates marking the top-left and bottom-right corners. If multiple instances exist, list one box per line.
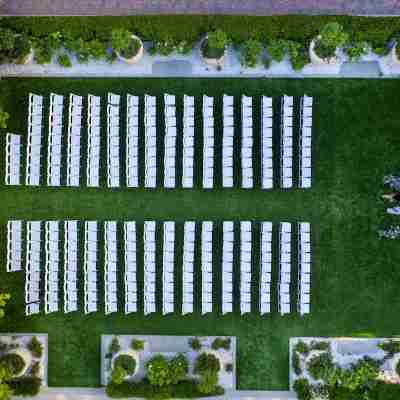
left=1, top=78, right=400, bottom=390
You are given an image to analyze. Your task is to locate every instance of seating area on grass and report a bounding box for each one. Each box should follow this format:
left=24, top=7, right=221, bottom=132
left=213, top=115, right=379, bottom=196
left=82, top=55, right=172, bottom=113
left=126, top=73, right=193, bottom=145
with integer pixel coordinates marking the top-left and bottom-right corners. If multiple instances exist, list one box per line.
left=5, top=93, right=314, bottom=190
left=8, top=219, right=312, bottom=317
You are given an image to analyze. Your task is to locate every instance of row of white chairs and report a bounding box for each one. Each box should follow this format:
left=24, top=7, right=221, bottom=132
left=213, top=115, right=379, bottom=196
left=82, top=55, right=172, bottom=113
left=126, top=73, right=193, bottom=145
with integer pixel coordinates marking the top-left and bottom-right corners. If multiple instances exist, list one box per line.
left=126, top=95, right=139, bottom=187
left=298, top=222, right=311, bottom=315
left=278, top=222, right=292, bottom=315
left=202, top=96, right=214, bottom=189
left=164, top=94, right=177, bottom=188
left=7, top=220, right=22, bottom=272
left=25, top=221, right=41, bottom=315
left=107, top=93, right=121, bottom=188
left=299, top=95, right=313, bottom=188
left=182, top=221, right=195, bottom=314
left=261, top=97, right=274, bottom=189
left=145, top=95, right=157, bottom=188
left=66, top=94, right=83, bottom=187
left=280, top=95, right=294, bottom=189
left=44, top=221, right=59, bottom=313
left=182, top=96, right=195, bottom=188
left=84, top=221, right=98, bottom=314
left=64, top=220, right=78, bottom=313
left=124, top=221, right=137, bottom=313
left=143, top=221, right=156, bottom=314
left=162, top=221, right=175, bottom=314
left=26, top=94, right=43, bottom=186
left=87, top=95, right=101, bottom=187
left=259, top=222, right=273, bottom=314
left=241, top=96, right=254, bottom=189
left=222, top=95, right=234, bottom=188
left=5, top=133, right=21, bottom=185
left=104, top=221, right=118, bottom=314
left=201, top=221, right=213, bottom=314
left=46, top=93, right=63, bottom=187
left=222, top=221, right=234, bottom=314
left=240, top=221, right=252, bottom=314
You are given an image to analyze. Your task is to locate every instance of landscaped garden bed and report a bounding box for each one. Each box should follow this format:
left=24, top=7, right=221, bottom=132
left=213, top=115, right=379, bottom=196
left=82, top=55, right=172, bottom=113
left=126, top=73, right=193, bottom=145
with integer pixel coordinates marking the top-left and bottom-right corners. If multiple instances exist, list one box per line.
left=101, top=335, right=235, bottom=398
left=290, top=337, right=400, bottom=399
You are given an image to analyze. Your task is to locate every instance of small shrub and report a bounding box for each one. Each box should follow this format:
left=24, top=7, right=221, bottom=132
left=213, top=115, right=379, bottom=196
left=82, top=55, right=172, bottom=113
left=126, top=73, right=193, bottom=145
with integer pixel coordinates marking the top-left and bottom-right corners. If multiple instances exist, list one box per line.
left=108, top=337, right=120, bottom=355
left=310, top=341, right=330, bottom=352
left=294, top=340, right=310, bottom=355
left=110, top=365, right=128, bottom=385
left=189, top=338, right=201, bottom=351
left=197, top=370, right=218, bottom=394
left=379, top=340, right=400, bottom=355
left=344, top=41, right=368, bottom=61
left=307, top=352, right=334, bottom=381
left=287, top=41, right=309, bottom=70
left=1, top=353, right=25, bottom=376
left=202, top=30, right=227, bottom=59
left=267, top=39, right=288, bottom=62
left=57, top=53, right=72, bottom=67
left=33, top=38, right=53, bottom=64
left=131, top=339, right=144, bottom=351
left=114, top=355, right=136, bottom=375
left=27, top=337, right=43, bottom=359
left=146, top=355, right=171, bottom=387
left=241, top=39, right=262, bottom=68
left=111, top=29, right=140, bottom=58
left=30, top=362, right=40, bottom=378
left=293, top=378, right=312, bottom=400
left=194, top=353, right=220, bottom=375
left=314, top=22, right=348, bottom=60
left=8, top=377, right=41, bottom=396
left=211, top=338, right=231, bottom=351
left=225, top=363, right=233, bottom=373
left=292, top=352, right=302, bottom=375
left=169, top=354, right=189, bottom=385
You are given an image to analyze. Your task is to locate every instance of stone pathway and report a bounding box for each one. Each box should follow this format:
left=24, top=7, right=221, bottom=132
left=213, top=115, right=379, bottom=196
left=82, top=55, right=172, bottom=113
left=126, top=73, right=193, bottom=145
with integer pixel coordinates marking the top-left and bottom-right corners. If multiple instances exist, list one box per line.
left=2, top=0, right=400, bottom=16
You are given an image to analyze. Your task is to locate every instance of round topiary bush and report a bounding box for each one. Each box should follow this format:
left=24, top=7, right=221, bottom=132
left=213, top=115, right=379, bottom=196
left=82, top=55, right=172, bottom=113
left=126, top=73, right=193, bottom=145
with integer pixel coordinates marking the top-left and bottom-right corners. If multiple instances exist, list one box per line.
left=1, top=353, right=26, bottom=376
left=201, top=30, right=228, bottom=60
left=114, top=354, right=136, bottom=375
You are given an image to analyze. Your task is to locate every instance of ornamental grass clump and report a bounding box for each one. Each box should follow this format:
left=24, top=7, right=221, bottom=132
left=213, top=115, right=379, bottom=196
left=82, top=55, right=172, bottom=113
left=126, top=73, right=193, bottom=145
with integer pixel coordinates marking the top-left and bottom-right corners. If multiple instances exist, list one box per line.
left=314, top=22, right=348, bottom=60
left=241, top=39, right=262, bottom=68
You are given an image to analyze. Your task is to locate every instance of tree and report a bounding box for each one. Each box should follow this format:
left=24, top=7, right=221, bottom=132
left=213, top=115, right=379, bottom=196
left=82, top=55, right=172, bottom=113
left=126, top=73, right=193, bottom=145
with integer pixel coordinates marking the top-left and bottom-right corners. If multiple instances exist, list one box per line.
left=0, top=294, right=10, bottom=319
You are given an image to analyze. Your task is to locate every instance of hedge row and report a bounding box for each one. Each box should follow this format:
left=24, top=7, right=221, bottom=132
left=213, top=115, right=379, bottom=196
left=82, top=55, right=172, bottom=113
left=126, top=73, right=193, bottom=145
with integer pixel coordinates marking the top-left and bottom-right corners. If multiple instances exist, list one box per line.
left=106, top=379, right=224, bottom=399
left=1, top=16, right=400, bottom=46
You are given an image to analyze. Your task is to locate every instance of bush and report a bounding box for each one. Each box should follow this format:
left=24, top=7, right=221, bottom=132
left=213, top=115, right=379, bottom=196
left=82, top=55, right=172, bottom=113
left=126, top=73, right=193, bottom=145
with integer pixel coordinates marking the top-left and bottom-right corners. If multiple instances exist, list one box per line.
left=1, top=354, right=25, bottom=376
left=110, top=365, right=128, bottom=385
left=169, top=354, right=188, bottom=385
left=8, top=377, right=41, bottom=396
left=293, top=378, right=312, bottom=400
left=341, top=358, right=379, bottom=392
left=114, top=355, right=136, bottom=375
left=108, top=337, right=120, bottom=355
left=287, top=41, right=309, bottom=70
left=33, top=38, right=53, bottom=64
left=211, top=338, right=231, bottom=351
left=57, top=53, right=71, bottom=67
left=267, top=39, right=288, bottom=62
left=27, top=337, right=43, bottom=358
left=146, top=355, right=171, bottom=387
left=314, top=22, right=348, bottom=60
left=225, top=363, right=233, bottom=373
left=241, top=39, right=262, bottom=68
left=106, top=378, right=224, bottom=399
left=111, top=29, right=140, bottom=58
left=189, top=338, right=201, bottom=351
left=292, top=352, right=302, bottom=375
left=131, top=339, right=144, bottom=351
left=29, top=362, right=40, bottom=378
left=294, top=340, right=310, bottom=355
left=197, top=370, right=218, bottom=394
left=307, top=352, right=334, bottom=381
left=309, top=341, right=330, bottom=352
left=344, top=41, right=368, bottom=61
left=202, top=30, right=227, bottom=59
left=194, top=353, right=220, bottom=375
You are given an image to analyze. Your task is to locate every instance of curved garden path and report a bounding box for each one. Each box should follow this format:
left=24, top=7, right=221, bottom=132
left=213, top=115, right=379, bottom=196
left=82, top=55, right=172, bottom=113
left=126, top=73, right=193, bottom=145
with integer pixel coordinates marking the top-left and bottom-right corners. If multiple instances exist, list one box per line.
left=2, top=0, right=400, bottom=16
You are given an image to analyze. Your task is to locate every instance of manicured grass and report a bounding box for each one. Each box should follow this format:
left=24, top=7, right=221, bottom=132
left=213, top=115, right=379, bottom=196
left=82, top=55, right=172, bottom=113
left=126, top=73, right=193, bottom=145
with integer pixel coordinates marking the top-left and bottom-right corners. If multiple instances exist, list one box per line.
left=1, top=78, right=400, bottom=390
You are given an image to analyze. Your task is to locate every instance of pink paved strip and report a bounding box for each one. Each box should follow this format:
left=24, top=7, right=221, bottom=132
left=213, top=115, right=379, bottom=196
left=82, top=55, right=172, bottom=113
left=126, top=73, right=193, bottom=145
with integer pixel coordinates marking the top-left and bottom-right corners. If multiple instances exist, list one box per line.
left=2, top=0, right=400, bottom=16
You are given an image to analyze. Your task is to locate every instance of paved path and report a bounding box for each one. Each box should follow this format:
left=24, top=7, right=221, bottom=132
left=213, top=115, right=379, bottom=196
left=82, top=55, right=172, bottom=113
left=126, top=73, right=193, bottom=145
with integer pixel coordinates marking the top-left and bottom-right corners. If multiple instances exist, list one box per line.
left=2, top=0, right=400, bottom=16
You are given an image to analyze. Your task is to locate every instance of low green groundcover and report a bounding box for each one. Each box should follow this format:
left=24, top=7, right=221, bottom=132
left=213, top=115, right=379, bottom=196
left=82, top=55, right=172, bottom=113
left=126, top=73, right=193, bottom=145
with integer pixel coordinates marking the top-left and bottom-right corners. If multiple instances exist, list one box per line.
left=8, top=377, right=42, bottom=396
left=106, top=379, right=224, bottom=399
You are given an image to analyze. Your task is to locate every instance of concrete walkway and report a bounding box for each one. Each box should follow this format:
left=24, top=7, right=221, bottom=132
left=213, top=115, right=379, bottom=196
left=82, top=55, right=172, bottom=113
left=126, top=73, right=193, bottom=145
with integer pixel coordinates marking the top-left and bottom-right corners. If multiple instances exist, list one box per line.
left=13, top=388, right=298, bottom=400
left=2, top=0, right=400, bottom=16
